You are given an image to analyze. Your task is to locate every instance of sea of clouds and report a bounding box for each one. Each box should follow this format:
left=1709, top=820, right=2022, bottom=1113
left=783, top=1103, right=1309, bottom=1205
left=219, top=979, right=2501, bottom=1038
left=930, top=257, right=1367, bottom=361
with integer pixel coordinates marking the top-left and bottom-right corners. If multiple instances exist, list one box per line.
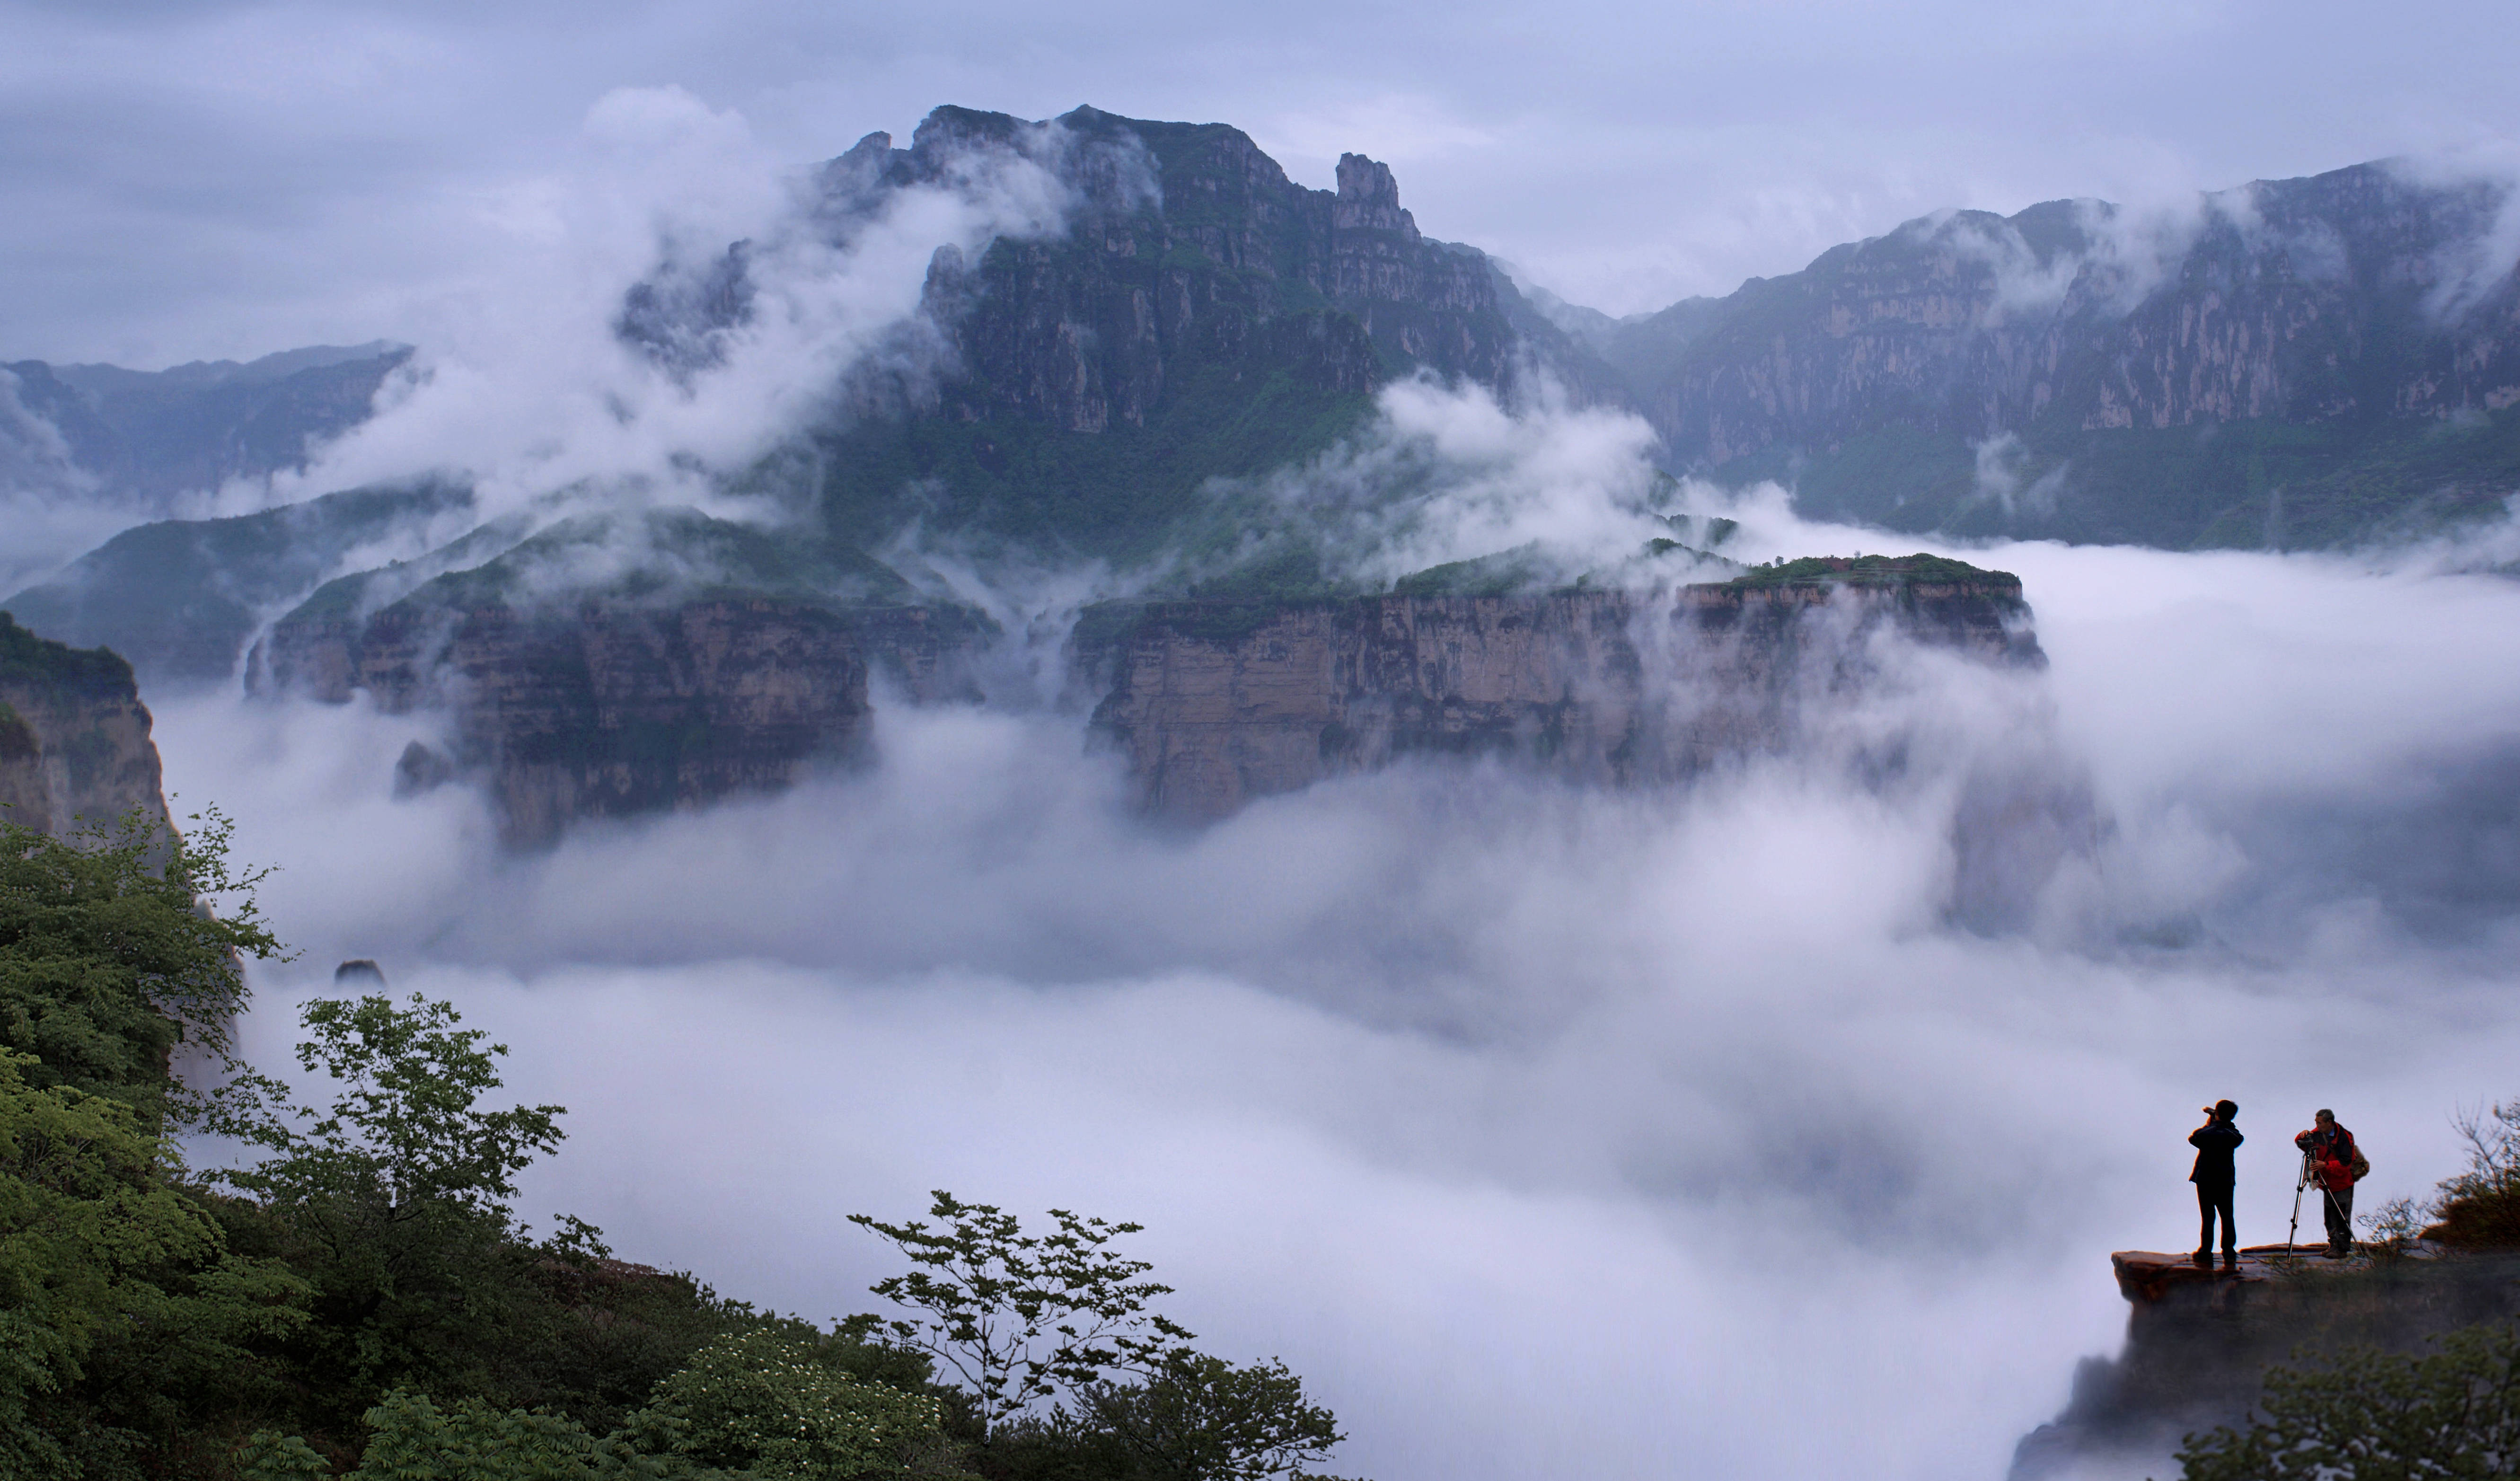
left=13, top=86, right=2520, bottom=1481
left=145, top=502, right=2520, bottom=1481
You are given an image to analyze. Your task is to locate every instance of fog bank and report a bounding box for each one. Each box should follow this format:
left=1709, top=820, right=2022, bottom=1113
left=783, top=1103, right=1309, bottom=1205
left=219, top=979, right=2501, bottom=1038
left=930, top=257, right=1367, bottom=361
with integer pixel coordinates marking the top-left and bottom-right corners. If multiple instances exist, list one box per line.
left=156, top=504, right=2520, bottom=1480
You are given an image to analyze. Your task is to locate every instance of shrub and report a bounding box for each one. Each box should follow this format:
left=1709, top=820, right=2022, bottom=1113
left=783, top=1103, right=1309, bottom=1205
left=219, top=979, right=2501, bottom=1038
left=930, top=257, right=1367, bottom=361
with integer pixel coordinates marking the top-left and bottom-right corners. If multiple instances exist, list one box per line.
left=620, top=1328, right=952, bottom=1479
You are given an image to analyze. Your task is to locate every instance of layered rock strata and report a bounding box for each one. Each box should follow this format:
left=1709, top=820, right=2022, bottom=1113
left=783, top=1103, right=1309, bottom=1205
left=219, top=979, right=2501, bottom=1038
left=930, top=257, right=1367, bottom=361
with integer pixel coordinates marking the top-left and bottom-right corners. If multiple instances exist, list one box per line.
left=255, top=564, right=2038, bottom=843
left=1075, top=570, right=2039, bottom=818
left=0, top=612, right=170, bottom=835
left=251, top=597, right=979, bottom=847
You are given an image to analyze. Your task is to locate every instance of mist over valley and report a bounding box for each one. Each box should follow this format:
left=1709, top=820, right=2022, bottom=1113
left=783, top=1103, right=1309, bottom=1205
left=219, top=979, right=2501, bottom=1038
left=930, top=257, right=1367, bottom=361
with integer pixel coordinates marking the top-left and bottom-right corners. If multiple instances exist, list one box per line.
left=7, top=40, right=2520, bottom=1481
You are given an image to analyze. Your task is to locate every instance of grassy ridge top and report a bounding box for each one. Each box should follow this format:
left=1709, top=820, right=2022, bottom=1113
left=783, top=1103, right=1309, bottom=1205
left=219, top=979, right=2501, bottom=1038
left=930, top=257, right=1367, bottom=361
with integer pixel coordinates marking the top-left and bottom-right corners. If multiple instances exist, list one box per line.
left=1723, top=552, right=2022, bottom=590
left=0, top=610, right=135, bottom=696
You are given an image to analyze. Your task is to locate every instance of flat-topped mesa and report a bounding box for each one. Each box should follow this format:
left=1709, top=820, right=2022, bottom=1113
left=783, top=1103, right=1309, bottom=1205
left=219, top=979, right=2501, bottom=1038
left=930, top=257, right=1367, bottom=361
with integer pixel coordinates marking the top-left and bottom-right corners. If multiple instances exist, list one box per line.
left=0, top=612, right=169, bottom=836
left=1076, top=556, right=2043, bottom=819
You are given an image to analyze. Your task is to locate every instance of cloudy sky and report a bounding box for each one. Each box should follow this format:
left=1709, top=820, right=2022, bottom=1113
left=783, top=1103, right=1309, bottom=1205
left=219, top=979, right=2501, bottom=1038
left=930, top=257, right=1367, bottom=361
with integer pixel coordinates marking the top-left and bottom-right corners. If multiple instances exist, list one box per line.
left=5, top=0, right=2515, bottom=364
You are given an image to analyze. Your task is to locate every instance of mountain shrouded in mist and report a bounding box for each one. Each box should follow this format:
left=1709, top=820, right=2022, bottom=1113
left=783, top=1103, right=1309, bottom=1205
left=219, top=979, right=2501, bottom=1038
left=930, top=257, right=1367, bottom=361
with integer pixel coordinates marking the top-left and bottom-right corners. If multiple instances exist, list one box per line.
left=12, top=70, right=2520, bottom=1481
left=3, top=106, right=2519, bottom=849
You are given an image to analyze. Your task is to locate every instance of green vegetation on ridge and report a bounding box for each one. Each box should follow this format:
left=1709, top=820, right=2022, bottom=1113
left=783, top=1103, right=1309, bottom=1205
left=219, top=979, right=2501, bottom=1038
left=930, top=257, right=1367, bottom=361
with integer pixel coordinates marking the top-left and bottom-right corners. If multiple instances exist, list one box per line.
left=0, top=807, right=1364, bottom=1480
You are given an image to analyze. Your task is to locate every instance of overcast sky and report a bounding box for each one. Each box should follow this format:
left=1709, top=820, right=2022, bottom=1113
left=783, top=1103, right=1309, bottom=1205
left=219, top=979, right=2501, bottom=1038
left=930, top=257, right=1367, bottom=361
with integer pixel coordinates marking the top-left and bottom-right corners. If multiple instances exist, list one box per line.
left=4, top=0, right=2514, bottom=365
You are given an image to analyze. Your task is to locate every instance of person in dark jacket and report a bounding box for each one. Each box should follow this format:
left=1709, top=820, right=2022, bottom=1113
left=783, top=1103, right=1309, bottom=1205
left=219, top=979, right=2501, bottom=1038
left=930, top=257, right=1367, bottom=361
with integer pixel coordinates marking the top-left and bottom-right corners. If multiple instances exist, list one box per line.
left=2295, top=1109, right=2361, bottom=1255
left=2189, top=1099, right=2243, bottom=1267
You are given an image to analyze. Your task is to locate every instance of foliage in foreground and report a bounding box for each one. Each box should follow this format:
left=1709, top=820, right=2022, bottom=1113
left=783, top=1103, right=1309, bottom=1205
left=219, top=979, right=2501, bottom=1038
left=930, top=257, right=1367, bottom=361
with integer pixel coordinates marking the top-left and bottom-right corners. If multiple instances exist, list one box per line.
left=2173, top=1321, right=2520, bottom=1481
left=0, top=804, right=1365, bottom=1480
left=2427, top=1099, right=2520, bottom=1249
left=0, top=806, right=285, bottom=1124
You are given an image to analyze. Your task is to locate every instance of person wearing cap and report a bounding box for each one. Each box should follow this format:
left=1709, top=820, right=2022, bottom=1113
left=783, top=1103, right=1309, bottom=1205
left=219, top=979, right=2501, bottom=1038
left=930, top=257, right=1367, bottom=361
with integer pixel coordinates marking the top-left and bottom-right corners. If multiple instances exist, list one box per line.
left=2188, top=1099, right=2243, bottom=1268
left=2294, top=1109, right=2363, bottom=1256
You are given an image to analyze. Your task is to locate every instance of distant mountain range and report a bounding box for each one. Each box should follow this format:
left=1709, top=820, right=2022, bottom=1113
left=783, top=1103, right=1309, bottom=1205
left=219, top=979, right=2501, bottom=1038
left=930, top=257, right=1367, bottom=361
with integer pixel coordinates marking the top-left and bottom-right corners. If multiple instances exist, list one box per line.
left=2, top=106, right=2516, bottom=837
left=0, top=342, right=410, bottom=504
left=1577, top=163, right=2520, bottom=547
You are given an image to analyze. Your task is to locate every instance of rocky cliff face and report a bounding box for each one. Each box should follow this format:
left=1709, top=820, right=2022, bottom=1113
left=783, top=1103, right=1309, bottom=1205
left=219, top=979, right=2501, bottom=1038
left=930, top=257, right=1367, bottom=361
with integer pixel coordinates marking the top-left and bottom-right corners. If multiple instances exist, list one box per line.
left=2011, top=1245, right=2520, bottom=1480
left=638, top=106, right=1612, bottom=574
left=1075, top=564, right=2040, bottom=818
left=775, top=106, right=1578, bottom=427
left=250, top=560, right=2036, bottom=844
left=0, top=613, right=169, bottom=836
left=1622, top=164, right=2520, bottom=460
left=252, top=595, right=977, bottom=847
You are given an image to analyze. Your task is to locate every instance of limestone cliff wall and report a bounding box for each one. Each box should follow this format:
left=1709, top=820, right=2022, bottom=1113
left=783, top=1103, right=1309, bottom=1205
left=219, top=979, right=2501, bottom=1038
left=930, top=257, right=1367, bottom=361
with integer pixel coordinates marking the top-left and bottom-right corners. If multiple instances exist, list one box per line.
left=252, top=597, right=977, bottom=847
left=1076, top=579, right=2040, bottom=818
left=252, top=575, right=2037, bottom=843
left=0, top=612, right=169, bottom=835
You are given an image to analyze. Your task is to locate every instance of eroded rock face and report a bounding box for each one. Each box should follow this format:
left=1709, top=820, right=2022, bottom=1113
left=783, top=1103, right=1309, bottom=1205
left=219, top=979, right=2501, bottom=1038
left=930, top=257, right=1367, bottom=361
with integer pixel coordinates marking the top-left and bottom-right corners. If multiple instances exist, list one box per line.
left=2010, top=1245, right=2520, bottom=1480
left=253, top=597, right=979, bottom=847
left=255, top=572, right=2041, bottom=846
left=0, top=613, right=169, bottom=835
left=1075, top=578, right=2041, bottom=818
left=644, top=105, right=1585, bottom=441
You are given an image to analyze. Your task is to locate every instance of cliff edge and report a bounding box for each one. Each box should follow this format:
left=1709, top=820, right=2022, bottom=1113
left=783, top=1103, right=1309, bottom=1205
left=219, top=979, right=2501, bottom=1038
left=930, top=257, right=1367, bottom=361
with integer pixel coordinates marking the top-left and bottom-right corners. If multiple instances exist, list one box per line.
left=0, top=612, right=170, bottom=835
left=2010, top=1245, right=2520, bottom=1479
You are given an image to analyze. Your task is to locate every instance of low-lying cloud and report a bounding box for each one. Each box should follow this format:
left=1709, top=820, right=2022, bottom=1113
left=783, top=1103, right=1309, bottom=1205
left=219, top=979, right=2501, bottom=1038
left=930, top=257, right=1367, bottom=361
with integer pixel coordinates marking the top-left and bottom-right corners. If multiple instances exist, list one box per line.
left=159, top=491, right=2520, bottom=1480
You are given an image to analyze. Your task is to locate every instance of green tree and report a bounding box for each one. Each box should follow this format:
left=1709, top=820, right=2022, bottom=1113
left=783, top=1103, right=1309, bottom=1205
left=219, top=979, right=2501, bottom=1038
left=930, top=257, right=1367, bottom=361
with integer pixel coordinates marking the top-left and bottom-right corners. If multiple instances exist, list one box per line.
left=206, top=993, right=566, bottom=1219
left=2175, top=1321, right=2520, bottom=1480
left=202, top=992, right=576, bottom=1429
left=1078, top=1351, right=1351, bottom=1481
left=0, top=1048, right=309, bottom=1477
left=239, top=1389, right=688, bottom=1481
left=0, top=804, right=288, bottom=1125
left=849, top=1193, right=1195, bottom=1436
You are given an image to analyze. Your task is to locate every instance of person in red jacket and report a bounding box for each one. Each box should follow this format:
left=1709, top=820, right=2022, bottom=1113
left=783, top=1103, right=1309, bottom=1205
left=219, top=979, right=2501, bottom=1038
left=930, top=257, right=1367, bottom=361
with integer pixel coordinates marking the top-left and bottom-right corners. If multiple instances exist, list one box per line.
left=2294, top=1109, right=2361, bottom=1255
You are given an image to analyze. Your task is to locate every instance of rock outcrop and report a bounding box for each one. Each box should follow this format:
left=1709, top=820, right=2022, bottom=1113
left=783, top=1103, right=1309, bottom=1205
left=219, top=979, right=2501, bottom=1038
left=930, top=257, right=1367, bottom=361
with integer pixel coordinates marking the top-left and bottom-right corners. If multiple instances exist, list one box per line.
left=252, top=594, right=980, bottom=847
left=247, top=557, right=2038, bottom=844
left=2009, top=1244, right=2520, bottom=1479
left=0, top=612, right=169, bottom=835
left=1075, top=559, right=2040, bottom=817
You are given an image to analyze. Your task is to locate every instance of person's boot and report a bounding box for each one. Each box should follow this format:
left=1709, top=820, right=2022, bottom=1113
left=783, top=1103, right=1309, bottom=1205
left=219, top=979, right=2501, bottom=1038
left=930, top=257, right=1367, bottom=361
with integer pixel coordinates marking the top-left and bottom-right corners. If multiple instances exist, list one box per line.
left=2191, top=1248, right=2212, bottom=1266
left=2221, top=1249, right=2239, bottom=1269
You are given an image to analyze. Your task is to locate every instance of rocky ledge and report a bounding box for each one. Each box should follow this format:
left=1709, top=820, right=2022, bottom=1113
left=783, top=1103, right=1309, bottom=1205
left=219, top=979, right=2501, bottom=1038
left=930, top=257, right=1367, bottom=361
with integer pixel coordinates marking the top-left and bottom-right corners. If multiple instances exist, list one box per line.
left=2010, top=1244, right=2520, bottom=1479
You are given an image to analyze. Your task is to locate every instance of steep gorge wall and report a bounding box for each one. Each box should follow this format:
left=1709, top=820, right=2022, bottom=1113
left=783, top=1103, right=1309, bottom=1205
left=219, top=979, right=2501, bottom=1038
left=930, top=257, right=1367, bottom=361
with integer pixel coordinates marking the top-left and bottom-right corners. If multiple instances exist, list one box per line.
left=253, top=597, right=979, bottom=847
left=255, top=574, right=2040, bottom=844
left=0, top=612, right=169, bottom=835
left=1076, top=578, right=2040, bottom=818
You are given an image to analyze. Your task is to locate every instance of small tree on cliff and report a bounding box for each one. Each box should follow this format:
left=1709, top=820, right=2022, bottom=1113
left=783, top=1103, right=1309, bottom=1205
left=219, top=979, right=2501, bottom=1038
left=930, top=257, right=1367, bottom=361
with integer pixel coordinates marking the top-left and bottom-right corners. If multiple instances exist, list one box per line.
left=203, top=992, right=584, bottom=1426
left=2174, top=1320, right=2520, bottom=1480
left=848, top=1191, right=1194, bottom=1436
left=0, top=804, right=288, bottom=1125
